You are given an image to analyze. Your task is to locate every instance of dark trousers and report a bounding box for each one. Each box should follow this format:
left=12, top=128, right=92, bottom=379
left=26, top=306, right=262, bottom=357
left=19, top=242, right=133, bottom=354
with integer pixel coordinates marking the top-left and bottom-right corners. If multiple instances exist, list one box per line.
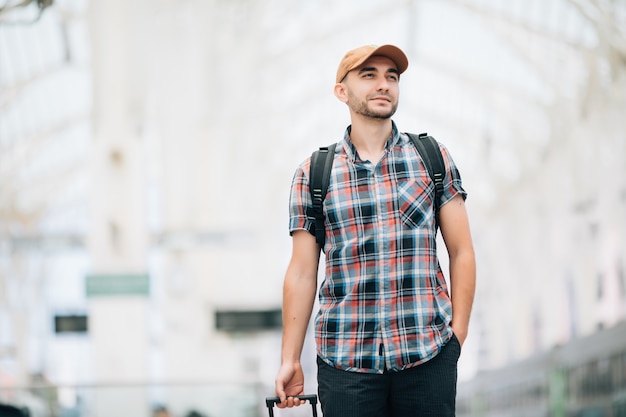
left=317, top=335, right=461, bottom=417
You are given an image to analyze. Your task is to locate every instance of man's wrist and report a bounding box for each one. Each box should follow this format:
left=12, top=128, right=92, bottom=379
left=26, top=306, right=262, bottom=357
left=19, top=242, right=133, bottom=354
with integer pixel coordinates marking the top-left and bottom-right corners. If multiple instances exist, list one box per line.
left=281, top=356, right=302, bottom=365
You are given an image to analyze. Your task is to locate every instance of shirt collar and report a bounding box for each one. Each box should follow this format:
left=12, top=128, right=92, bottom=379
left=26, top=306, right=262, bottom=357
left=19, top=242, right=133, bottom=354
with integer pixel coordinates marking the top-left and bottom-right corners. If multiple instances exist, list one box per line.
left=342, top=121, right=401, bottom=163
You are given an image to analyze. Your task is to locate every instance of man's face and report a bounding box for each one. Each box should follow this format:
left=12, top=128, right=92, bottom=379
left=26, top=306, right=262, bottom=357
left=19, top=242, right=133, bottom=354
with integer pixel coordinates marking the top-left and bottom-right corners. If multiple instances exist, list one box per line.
left=342, top=56, right=400, bottom=120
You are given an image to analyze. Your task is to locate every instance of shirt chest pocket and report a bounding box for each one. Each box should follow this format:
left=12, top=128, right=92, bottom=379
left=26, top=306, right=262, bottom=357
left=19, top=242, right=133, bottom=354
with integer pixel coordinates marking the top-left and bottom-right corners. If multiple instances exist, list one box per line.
left=396, top=179, right=434, bottom=229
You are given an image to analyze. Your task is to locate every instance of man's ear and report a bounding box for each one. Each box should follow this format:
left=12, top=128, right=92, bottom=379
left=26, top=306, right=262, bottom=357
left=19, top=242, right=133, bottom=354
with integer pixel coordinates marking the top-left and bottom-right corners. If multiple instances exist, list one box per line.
left=334, top=82, right=348, bottom=103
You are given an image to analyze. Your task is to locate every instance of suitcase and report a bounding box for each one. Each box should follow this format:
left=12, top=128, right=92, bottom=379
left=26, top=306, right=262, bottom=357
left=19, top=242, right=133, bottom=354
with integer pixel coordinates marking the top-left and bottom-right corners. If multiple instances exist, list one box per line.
left=265, top=394, right=318, bottom=417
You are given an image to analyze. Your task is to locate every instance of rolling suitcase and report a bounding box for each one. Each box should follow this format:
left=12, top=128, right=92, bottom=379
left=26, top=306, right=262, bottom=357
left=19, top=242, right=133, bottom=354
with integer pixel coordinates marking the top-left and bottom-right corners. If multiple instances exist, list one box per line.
left=265, top=394, right=318, bottom=417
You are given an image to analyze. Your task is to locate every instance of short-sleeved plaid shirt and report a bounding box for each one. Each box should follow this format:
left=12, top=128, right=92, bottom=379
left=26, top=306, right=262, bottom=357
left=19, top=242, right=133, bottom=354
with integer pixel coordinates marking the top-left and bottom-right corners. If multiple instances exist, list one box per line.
left=289, top=122, right=466, bottom=374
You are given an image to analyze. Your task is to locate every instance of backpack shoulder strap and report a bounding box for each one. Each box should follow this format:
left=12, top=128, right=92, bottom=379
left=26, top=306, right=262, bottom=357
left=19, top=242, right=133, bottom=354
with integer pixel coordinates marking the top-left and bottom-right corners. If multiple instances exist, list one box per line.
left=308, top=143, right=337, bottom=246
left=407, top=132, right=446, bottom=217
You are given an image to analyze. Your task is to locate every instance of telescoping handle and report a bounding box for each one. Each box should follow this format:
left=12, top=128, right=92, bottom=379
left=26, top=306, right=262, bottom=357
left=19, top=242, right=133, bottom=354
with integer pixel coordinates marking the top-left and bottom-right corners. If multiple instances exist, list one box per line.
left=265, top=395, right=318, bottom=417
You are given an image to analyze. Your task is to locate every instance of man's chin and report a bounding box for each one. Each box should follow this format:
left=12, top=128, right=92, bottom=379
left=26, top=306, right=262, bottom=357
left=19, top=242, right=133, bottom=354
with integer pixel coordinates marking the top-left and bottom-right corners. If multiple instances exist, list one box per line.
left=369, top=111, right=395, bottom=120
left=368, top=105, right=396, bottom=120
left=352, top=103, right=397, bottom=119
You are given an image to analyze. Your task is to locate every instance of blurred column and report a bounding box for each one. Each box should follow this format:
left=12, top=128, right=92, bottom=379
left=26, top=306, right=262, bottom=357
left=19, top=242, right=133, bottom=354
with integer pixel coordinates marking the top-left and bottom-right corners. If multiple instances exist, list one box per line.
left=87, top=1, right=150, bottom=416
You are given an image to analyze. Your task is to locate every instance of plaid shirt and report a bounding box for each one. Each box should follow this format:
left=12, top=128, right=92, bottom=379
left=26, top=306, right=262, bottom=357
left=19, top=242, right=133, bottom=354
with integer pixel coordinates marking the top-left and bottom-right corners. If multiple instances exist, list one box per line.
left=288, top=122, right=466, bottom=374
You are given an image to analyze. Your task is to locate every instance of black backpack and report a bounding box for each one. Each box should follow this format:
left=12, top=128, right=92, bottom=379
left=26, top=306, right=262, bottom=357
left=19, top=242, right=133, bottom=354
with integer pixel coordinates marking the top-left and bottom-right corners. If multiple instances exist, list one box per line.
left=307, top=132, right=445, bottom=246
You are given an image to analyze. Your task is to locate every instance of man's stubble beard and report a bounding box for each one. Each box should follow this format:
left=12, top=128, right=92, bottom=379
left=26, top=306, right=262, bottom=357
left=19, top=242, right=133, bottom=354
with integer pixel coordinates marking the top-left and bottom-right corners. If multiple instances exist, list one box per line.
left=348, top=93, right=398, bottom=120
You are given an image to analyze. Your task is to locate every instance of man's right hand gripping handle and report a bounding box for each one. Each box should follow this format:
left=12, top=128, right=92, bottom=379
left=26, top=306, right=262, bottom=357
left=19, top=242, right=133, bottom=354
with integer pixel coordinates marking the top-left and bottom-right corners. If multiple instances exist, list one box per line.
left=274, top=361, right=306, bottom=408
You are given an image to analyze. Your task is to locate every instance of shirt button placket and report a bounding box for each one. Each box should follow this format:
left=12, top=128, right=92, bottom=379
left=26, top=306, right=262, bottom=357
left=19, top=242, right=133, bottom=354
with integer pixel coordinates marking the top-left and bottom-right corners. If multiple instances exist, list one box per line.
left=374, top=164, right=391, bottom=372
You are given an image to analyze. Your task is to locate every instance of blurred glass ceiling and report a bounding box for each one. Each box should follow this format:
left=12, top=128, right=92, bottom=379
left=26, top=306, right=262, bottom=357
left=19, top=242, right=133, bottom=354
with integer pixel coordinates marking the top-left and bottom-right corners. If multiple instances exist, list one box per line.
left=1, top=0, right=624, bottom=239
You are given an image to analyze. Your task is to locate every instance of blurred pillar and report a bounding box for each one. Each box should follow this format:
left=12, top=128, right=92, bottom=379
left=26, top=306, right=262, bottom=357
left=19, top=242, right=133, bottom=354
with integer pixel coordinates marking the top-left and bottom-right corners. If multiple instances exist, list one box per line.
left=87, top=1, right=150, bottom=416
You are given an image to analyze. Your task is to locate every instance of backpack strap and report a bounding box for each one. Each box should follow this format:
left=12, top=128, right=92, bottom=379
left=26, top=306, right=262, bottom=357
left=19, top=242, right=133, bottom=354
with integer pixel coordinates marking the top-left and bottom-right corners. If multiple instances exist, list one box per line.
left=308, top=143, right=337, bottom=246
left=407, top=132, right=446, bottom=222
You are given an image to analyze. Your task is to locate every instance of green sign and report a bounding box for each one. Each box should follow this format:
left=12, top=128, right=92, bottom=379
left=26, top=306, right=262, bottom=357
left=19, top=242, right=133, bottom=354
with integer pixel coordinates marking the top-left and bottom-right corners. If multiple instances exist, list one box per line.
left=85, top=273, right=150, bottom=297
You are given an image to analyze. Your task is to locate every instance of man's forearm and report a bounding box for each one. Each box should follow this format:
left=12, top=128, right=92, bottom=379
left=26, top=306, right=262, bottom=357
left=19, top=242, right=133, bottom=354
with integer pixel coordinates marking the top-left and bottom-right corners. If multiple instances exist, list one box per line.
left=281, top=270, right=318, bottom=363
left=449, top=249, right=476, bottom=345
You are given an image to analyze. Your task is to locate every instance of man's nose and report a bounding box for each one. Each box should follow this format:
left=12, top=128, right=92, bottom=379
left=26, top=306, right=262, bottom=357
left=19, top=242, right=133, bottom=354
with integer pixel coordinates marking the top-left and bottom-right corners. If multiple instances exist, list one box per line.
left=376, top=78, right=390, bottom=91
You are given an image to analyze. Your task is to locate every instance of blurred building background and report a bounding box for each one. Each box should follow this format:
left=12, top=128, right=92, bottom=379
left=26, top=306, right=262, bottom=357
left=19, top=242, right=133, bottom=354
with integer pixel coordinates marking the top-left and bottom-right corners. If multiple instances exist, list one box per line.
left=0, top=0, right=625, bottom=416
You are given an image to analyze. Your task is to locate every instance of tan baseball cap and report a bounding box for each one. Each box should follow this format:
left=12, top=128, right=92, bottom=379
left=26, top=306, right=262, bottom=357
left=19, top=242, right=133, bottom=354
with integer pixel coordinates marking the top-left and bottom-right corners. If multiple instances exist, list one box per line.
left=336, top=44, right=409, bottom=83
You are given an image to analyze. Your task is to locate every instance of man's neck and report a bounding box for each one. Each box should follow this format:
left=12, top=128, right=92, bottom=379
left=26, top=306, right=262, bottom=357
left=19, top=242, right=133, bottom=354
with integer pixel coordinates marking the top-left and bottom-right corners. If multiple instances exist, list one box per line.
left=349, top=117, right=393, bottom=163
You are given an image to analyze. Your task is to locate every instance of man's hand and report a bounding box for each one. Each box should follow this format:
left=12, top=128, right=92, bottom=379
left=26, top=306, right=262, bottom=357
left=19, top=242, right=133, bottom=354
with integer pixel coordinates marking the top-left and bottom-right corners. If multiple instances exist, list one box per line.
left=452, top=324, right=468, bottom=347
left=275, top=362, right=305, bottom=408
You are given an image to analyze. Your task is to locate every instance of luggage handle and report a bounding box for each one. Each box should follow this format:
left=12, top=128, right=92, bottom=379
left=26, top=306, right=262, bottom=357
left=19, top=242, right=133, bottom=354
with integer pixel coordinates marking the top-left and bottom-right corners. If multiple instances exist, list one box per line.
left=265, top=395, right=318, bottom=417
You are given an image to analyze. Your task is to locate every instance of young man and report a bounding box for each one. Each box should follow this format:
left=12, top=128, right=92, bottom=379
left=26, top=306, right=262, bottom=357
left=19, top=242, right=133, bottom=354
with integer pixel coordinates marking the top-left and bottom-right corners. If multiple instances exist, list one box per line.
left=275, top=44, right=476, bottom=417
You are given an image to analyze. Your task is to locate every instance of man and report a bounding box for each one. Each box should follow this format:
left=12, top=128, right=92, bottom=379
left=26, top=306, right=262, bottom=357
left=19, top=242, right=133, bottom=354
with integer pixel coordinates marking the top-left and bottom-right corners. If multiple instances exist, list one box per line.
left=275, top=44, right=476, bottom=417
